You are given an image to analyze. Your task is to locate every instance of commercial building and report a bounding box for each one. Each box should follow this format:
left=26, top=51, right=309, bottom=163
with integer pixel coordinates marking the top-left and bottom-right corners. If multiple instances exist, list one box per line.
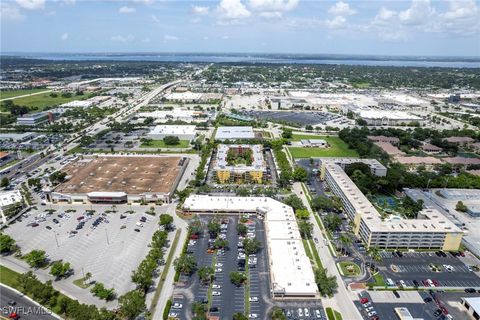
left=147, top=125, right=196, bottom=142
left=215, top=126, right=255, bottom=141
left=319, top=158, right=387, bottom=178
left=16, top=111, right=53, bottom=126
left=183, top=195, right=318, bottom=298
left=320, top=160, right=463, bottom=251
left=353, top=109, right=422, bottom=126
left=213, top=144, right=266, bottom=184
left=421, top=142, right=442, bottom=154
left=0, top=190, right=24, bottom=223
left=0, top=132, right=36, bottom=142
left=300, top=139, right=329, bottom=148
left=136, top=109, right=210, bottom=123
left=462, top=297, right=480, bottom=320
left=50, top=155, right=188, bottom=204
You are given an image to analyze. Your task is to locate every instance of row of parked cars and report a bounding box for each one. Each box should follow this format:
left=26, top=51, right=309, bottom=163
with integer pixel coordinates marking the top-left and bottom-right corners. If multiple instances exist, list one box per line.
left=360, top=297, right=378, bottom=319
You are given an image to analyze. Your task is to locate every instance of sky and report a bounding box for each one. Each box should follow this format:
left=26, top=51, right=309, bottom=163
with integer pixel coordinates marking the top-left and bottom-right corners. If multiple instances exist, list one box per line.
left=1, top=0, right=479, bottom=56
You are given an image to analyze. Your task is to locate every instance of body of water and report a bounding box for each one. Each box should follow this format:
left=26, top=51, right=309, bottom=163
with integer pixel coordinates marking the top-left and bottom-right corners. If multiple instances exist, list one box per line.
left=3, top=53, right=480, bottom=68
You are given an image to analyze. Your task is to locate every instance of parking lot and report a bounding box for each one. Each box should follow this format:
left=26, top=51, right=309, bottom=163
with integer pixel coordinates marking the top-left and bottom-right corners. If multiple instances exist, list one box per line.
left=5, top=203, right=171, bottom=294
left=377, top=251, right=480, bottom=288
left=174, top=214, right=326, bottom=320
left=355, top=290, right=448, bottom=320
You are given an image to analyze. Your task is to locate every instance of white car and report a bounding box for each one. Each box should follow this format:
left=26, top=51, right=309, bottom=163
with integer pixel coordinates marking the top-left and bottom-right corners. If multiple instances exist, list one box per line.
left=215, top=268, right=223, bottom=273
left=168, top=312, right=178, bottom=317
left=297, top=308, right=303, bottom=317
left=304, top=308, right=310, bottom=317
left=399, top=280, right=406, bottom=287
left=249, top=297, right=258, bottom=302
left=368, top=311, right=377, bottom=316
left=212, top=291, right=221, bottom=296
left=171, top=303, right=182, bottom=309
left=249, top=314, right=258, bottom=319
left=212, top=284, right=222, bottom=289
left=215, top=263, right=223, bottom=267
left=315, top=310, right=321, bottom=318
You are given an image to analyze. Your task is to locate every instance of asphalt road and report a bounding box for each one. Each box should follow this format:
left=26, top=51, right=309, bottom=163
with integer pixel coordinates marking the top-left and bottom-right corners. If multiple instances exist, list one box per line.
left=0, top=285, right=56, bottom=320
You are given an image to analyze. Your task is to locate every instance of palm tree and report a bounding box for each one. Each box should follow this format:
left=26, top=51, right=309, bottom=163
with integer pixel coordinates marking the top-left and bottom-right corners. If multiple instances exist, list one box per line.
left=339, top=234, right=352, bottom=255
left=367, top=246, right=382, bottom=262
left=84, top=272, right=92, bottom=285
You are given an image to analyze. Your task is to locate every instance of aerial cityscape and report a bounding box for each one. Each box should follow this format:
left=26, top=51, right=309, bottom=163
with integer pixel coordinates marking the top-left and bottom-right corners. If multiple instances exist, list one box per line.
left=1, top=1, right=480, bottom=320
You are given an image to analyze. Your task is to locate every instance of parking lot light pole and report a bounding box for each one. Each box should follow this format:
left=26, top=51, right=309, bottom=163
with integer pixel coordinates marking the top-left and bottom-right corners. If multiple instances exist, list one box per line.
left=105, top=228, right=110, bottom=245
left=52, top=231, right=59, bottom=248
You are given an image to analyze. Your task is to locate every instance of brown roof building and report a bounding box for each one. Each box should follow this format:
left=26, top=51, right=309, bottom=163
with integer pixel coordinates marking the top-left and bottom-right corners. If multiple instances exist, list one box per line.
left=445, top=136, right=475, bottom=144
left=368, top=135, right=400, bottom=144
left=443, top=157, right=480, bottom=165
left=374, top=142, right=405, bottom=156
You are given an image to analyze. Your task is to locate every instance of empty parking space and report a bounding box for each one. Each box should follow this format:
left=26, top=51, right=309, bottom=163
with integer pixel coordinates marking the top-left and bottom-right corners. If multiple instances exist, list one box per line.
left=5, top=203, right=166, bottom=294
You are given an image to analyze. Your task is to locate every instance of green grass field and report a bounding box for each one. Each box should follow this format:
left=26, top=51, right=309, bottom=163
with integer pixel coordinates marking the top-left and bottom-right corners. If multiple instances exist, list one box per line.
left=140, top=139, right=190, bottom=148
left=1, top=93, right=87, bottom=113
left=338, top=261, right=360, bottom=276
left=0, top=88, right=50, bottom=100
left=0, top=265, right=20, bottom=288
left=288, top=135, right=358, bottom=158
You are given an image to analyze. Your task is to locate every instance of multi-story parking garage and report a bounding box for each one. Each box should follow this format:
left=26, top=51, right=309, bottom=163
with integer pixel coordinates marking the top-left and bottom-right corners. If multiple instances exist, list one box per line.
left=320, top=159, right=463, bottom=251
left=183, top=195, right=318, bottom=298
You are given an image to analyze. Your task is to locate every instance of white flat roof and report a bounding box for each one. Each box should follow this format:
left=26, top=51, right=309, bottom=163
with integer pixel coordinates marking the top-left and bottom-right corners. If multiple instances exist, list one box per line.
left=87, top=191, right=127, bottom=198
left=148, top=125, right=196, bottom=136
left=183, top=195, right=317, bottom=296
left=463, top=297, right=480, bottom=313
left=357, top=109, right=422, bottom=121
left=60, top=100, right=94, bottom=108
left=215, top=126, right=255, bottom=140
left=0, top=190, right=23, bottom=207
left=165, top=92, right=202, bottom=100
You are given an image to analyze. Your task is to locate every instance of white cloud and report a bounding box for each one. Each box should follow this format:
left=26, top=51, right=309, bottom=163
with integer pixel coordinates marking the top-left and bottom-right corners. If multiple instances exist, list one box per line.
left=132, top=0, right=153, bottom=4
left=203, top=36, right=209, bottom=40
left=61, top=32, right=68, bottom=41
left=326, top=15, right=346, bottom=29
left=45, top=10, right=56, bottom=16
left=15, top=0, right=45, bottom=10
left=151, top=14, right=160, bottom=23
left=375, top=7, right=396, bottom=21
left=119, top=6, right=136, bottom=14
left=398, top=0, right=435, bottom=25
left=248, top=0, right=298, bottom=17
left=0, top=2, right=25, bottom=21
left=61, top=0, right=75, bottom=5
left=141, top=37, right=151, bottom=43
left=328, top=1, right=356, bottom=16
left=217, top=0, right=251, bottom=19
left=192, top=5, right=209, bottom=15
left=222, top=35, right=230, bottom=39
left=111, top=34, right=135, bottom=42
left=164, top=35, right=178, bottom=41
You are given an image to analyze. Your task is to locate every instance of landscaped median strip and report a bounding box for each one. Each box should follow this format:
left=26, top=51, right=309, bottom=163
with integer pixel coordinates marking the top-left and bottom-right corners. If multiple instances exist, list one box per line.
left=244, top=254, right=250, bottom=317
left=325, top=307, right=343, bottom=320
left=151, top=228, right=181, bottom=315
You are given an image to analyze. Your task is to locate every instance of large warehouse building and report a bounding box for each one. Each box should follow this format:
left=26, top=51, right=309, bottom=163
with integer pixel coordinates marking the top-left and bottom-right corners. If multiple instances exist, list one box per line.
left=147, top=125, right=196, bottom=142
left=215, top=126, right=255, bottom=141
left=213, top=144, right=266, bottom=184
left=183, top=195, right=318, bottom=298
left=320, top=159, right=463, bottom=251
left=49, top=155, right=188, bottom=204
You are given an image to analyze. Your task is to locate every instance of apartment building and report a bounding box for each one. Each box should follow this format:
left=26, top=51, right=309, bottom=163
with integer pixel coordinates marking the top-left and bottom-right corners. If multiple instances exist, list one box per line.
left=321, top=160, right=463, bottom=251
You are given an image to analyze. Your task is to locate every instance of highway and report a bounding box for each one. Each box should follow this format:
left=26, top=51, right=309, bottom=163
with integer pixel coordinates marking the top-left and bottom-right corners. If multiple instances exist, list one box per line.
left=0, top=285, right=57, bottom=320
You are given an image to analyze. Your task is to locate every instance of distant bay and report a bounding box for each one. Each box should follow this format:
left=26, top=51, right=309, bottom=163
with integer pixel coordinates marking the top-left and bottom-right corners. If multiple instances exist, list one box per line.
left=2, top=52, right=480, bottom=68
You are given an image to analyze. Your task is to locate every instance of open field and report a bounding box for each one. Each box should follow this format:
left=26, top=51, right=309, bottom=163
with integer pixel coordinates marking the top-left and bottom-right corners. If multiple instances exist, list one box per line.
left=1, top=93, right=87, bottom=113
left=0, top=88, right=50, bottom=100
left=140, top=139, right=190, bottom=148
left=288, top=135, right=358, bottom=158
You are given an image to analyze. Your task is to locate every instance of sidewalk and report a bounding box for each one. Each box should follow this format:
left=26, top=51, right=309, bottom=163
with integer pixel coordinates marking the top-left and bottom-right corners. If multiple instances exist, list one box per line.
left=292, top=182, right=363, bottom=320
left=151, top=206, right=189, bottom=320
